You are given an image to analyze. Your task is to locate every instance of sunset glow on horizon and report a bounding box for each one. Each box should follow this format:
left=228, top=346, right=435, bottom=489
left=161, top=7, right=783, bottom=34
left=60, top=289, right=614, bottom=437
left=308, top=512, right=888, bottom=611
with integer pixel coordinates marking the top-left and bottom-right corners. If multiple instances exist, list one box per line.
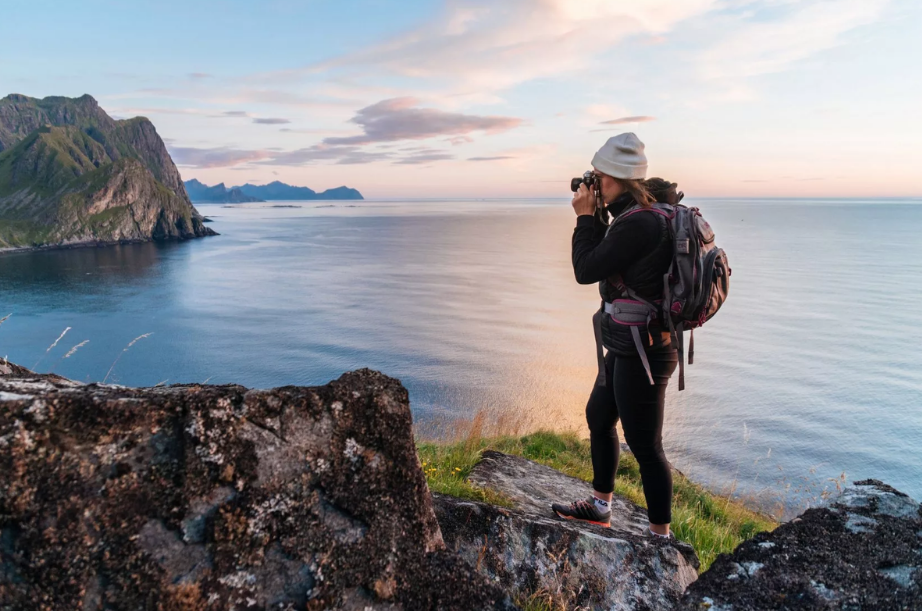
left=5, top=0, right=919, bottom=198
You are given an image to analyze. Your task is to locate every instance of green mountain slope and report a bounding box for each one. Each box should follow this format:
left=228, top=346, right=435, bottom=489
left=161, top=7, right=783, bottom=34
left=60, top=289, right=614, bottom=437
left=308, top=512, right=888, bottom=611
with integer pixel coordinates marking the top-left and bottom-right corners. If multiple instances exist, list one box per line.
left=0, top=93, right=214, bottom=249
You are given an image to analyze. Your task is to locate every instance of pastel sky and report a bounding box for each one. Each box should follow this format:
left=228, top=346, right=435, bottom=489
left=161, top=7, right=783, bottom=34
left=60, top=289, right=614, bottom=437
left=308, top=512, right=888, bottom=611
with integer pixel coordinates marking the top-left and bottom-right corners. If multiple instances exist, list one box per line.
left=3, top=0, right=920, bottom=198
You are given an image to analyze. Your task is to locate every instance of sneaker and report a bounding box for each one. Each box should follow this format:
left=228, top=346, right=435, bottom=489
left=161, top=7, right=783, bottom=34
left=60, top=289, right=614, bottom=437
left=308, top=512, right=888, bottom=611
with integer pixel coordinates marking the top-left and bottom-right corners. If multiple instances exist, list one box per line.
left=551, top=497, right=611, bottom=527
left=645, top=527, right=674, bottom=540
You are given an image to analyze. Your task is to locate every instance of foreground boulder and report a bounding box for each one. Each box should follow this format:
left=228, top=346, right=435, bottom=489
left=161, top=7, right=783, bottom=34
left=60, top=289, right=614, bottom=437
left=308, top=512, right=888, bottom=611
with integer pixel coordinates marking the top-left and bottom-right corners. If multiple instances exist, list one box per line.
left=680, top=479, right=922, bottom=610
left=434, top=451, right=700, bottom=610
left=0, top=364, right=515, bottom=610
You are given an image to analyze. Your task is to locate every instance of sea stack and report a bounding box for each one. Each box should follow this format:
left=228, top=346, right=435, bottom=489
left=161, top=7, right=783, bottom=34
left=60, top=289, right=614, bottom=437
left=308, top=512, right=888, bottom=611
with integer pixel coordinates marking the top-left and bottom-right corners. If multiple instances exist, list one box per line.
left=0, top=93, right=215, bottom=250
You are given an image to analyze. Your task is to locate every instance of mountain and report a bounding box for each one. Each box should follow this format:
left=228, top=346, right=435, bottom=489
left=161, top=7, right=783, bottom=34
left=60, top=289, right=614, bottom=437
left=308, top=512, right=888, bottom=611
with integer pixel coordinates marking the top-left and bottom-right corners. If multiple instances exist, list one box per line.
left=235, top=181, right=319, bottom=200
left=183, top=179, right=364, bottom=202
left=0, top=93, right=215, bottom=250
left=184, top=179, right=263, bottom=203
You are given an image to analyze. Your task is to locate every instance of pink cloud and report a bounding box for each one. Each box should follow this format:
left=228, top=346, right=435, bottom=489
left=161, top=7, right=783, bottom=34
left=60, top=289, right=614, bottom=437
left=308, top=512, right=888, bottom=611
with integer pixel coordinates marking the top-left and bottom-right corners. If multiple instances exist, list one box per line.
left=323, top=98, right=522, bottom=145
left=600, top=116, right=656, bottom=125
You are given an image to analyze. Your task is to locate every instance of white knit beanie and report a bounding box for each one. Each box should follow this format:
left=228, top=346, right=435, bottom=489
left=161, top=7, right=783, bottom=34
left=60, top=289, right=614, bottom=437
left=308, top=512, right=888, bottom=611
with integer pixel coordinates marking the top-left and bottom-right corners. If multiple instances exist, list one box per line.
left=591, top=132, right=648, bottom=180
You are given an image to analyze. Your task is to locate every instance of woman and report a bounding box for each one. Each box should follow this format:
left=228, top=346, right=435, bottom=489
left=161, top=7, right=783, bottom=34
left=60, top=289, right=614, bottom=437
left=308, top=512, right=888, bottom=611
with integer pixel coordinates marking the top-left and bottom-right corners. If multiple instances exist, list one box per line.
left=551, top=133, right=678, bottom=539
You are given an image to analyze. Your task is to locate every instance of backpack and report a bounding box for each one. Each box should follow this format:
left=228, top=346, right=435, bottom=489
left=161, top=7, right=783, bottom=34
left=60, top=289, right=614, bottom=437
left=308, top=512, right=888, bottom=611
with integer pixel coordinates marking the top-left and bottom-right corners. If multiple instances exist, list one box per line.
left=606, top=183, right=730, bottom=390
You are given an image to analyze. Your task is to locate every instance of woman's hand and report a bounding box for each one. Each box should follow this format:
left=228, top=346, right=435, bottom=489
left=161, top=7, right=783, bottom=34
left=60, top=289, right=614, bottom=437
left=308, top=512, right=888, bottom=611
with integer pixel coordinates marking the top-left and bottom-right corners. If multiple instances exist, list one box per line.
left=571, top=183, right=598, bottom=217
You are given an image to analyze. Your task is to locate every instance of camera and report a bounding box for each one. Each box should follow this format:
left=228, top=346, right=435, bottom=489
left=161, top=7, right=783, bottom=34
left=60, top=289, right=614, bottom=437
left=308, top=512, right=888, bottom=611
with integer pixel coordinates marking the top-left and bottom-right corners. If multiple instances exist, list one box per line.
left=570, top=170, right=598, bottom=193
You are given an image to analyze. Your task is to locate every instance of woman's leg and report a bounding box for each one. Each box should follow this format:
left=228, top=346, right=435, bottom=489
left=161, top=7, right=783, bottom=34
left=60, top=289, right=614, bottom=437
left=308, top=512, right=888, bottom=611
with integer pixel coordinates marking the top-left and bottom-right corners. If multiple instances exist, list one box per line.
left=613, top=351, right=678, bottom=531
left=586, top=350, right=620, bottom=497
left=552, top=350, right=621, bottom=525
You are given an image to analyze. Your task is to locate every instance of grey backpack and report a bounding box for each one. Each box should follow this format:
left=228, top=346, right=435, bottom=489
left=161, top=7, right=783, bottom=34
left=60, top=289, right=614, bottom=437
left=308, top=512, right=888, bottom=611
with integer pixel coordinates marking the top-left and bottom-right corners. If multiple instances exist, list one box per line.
left=607, top=190, right=730, bottom=390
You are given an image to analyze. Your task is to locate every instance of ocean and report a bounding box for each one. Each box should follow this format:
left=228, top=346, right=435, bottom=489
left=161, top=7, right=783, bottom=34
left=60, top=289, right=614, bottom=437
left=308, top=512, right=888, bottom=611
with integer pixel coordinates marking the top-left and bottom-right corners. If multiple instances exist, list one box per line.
left=2, top=198, right=920, bottom=516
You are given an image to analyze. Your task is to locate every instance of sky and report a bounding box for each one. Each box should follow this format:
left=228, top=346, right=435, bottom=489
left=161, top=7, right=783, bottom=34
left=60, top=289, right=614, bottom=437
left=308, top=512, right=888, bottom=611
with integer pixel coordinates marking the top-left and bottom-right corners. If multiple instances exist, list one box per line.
left=2, top=0, right=920, bottom=198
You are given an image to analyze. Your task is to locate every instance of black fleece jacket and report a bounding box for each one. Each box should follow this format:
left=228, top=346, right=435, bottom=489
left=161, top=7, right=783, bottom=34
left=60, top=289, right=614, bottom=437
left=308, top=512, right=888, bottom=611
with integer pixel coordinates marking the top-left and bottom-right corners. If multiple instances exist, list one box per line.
left=571, top=194, right=674, bottom=355
left=571, top=196, right=664, bottom=287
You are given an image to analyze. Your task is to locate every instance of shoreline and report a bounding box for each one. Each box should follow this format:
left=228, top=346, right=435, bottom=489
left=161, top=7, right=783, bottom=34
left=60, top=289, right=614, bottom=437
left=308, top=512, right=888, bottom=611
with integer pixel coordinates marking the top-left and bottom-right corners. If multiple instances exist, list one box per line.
left=0, top=233, right=219, bottom=257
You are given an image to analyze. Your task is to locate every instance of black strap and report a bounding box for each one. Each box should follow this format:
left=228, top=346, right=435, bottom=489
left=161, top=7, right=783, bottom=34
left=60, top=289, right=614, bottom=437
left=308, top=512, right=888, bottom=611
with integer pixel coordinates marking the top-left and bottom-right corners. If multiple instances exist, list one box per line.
left=663, top=271, right=687, bottom=391
left=592, top=307, right=607, bottom=387
left=688, top=328, right=695, bottom=365
left=630, top=326, right=655, bottom=385
left=623, top=287, right=659, bottom=311
left=676, top=325, right=685, bottom=391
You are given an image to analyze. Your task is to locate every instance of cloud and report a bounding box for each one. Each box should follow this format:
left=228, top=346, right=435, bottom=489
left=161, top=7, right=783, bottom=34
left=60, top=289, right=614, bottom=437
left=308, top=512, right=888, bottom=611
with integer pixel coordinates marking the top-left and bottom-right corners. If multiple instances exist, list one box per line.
left=468, top=156, right=514, bottom=161
left=253, top=117, right=292, bottom=125
left=394, top=151, right=455, bottom=165
left=307, top=0, right=720, bottom=93
left=188, top=72, right=213, bottom=79
left=223, top=110, right=250, bottom=117
left=698, top=0, right=888, bottom=80
left=256, top=144, right=394, bottom=166
left=600, top=116, right=656, bottom=125
left=169, top=146, right=270, bottom=168
left=447, top=135, right=474, bottom=146
left=280, top=127, right=343, bottom=134
left=229, top=88, right=358, bottom=110
left=170, top=141, right=459, bottom=168
left=323, top=97, right=522, bottom=145
left=107, top=106, right=215, bottom=118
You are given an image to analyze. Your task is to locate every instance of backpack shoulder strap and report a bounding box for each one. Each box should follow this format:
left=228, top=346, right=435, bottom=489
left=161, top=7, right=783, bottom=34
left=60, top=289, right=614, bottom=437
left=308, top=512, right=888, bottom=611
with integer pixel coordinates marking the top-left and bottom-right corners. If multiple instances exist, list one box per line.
left=612, top=202, right=675, bottom=225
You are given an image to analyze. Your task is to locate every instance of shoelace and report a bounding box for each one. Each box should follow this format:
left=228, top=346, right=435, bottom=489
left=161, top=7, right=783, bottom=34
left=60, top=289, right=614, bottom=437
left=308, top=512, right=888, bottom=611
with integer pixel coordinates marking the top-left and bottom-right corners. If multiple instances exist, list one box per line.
left=570, top=499, right=595, bottom=516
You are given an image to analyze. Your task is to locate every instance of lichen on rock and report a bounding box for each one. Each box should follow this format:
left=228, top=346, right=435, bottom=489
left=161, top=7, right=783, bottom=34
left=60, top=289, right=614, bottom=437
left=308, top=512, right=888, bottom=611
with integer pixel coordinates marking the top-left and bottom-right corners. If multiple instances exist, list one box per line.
left=0, top=364, right=515, bottom=610
left=679, top=479, right=922, bottom=610
left=434, top=451, right=700, bottom=610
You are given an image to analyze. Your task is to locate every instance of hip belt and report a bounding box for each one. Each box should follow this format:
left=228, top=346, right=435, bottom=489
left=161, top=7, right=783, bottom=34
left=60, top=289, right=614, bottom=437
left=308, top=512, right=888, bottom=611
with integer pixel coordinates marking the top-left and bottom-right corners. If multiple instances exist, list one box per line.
left=593, top=298, right=661, bottom=387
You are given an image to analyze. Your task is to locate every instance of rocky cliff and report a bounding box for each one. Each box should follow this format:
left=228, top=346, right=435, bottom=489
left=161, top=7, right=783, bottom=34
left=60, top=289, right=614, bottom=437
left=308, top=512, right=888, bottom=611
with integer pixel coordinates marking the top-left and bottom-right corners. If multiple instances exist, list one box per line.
left=2, top=360, right=919, bottom=610
left=0, top=362, right=514, bottom=610
left=0, top=94, right=215, bottom=250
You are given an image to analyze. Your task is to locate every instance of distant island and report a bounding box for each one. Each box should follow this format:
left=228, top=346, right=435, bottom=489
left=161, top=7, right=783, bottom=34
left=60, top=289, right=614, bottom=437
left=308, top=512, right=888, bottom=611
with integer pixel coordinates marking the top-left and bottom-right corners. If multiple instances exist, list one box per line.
left=0, top=93, right=215, bottom=251
left=184, top=179, right=363, bottom=202
left=182, top=180, right=264, bottom=203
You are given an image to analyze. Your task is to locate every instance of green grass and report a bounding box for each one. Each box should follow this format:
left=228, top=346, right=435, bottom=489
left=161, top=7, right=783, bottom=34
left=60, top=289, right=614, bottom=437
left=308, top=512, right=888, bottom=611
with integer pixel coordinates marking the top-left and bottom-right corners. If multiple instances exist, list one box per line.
left=0, top=219, right=54, bottom=247
left=416, top=430, right=777, bottom=573
left=87, top=204, right=129, bottom=230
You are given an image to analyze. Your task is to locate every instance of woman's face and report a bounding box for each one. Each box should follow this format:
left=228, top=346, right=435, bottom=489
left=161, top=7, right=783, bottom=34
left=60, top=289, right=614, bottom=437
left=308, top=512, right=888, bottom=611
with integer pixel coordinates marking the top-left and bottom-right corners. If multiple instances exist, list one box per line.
left=592, top=169, right=624, bottom=204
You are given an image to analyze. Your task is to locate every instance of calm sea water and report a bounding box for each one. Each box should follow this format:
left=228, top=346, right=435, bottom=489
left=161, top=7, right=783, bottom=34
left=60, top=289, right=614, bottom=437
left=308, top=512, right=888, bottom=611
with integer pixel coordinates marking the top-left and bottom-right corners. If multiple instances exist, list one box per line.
left=2, top=199, right=921, bottom=515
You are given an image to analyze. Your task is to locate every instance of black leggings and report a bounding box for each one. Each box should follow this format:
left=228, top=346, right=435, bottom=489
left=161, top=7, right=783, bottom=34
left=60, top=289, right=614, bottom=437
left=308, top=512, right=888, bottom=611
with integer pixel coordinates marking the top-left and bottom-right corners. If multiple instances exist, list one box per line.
left=586, top=349, right=677, bottom=525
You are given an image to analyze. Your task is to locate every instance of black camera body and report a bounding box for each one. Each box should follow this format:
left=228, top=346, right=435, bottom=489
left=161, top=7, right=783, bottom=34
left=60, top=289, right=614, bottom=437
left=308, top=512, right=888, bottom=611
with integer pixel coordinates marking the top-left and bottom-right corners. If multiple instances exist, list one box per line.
left=570, top=170, right=598, bottom=193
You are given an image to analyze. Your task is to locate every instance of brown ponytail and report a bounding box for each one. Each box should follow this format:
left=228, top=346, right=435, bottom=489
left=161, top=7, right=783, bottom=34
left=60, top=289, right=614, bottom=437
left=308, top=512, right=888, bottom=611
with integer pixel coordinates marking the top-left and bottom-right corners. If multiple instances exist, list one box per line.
left=614, top=178, right=654, bottom=208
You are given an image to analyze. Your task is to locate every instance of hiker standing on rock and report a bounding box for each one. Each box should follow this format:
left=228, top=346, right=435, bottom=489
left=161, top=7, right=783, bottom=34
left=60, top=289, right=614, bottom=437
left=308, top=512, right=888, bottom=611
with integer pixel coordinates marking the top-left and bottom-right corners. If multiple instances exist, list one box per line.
left=552, top=133, right=679, bottom=539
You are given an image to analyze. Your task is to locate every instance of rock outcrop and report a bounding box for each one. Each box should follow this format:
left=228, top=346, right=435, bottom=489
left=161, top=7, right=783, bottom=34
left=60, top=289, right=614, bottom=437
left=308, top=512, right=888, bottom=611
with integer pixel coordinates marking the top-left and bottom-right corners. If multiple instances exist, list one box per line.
left=6, top=357, right=918, bottom=611
left=0, top=94, right=215, bottom=250
left=434, top=451, right=700, bottom=610
left=0, top=363, right=515, bottom=610
left=680, top=479, right=922, bottom=610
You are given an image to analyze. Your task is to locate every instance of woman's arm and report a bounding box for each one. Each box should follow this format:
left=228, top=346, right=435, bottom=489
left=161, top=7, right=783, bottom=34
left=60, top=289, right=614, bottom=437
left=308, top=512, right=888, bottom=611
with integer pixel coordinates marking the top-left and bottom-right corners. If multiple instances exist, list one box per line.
left=571, top=212, right=660, bottom=285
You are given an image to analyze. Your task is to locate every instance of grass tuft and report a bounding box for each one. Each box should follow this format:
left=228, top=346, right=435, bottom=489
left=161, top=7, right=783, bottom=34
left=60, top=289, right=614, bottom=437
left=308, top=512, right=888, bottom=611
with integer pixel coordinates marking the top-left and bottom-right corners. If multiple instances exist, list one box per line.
left=416, top=428, right=777, bottom=572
